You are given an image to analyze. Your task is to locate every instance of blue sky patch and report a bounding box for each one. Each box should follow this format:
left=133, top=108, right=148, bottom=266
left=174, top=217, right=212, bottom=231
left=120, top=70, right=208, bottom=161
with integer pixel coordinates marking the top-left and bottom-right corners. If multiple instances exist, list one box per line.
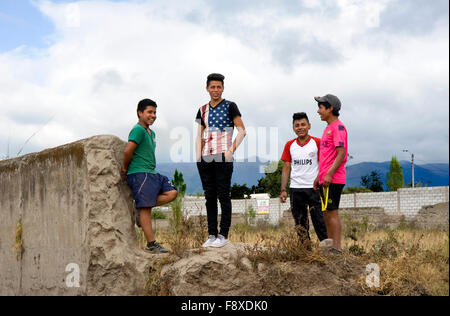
left=0, top=0, right=57, bottom=52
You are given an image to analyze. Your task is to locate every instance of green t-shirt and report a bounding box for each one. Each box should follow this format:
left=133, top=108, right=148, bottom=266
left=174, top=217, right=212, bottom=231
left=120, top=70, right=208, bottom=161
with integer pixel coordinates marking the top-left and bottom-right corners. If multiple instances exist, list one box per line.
left=127, top=123, right=157, bottom=175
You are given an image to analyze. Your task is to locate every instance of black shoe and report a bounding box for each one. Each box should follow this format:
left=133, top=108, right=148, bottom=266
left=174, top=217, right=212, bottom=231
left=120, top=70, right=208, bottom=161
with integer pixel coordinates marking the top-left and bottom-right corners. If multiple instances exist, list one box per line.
left=145, top=241, right=169, bottom=254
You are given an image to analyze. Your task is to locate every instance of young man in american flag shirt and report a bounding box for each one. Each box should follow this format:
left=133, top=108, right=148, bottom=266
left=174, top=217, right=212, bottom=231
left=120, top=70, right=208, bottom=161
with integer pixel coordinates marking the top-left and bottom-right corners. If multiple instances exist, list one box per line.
left=195, top=73, right=246, bottom=248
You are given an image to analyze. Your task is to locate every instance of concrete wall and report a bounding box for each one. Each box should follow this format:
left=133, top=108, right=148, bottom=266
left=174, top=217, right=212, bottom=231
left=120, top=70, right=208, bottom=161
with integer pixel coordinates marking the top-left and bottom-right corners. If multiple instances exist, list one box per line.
left=1, top=142, right=89, bottom=295
left=184, top=186, right=449, bottom=218
left=339, top=187, right=449, bottom=218
left=0, top=135, right=155, bottom=296
left=182, top=186, right=449, bottom=230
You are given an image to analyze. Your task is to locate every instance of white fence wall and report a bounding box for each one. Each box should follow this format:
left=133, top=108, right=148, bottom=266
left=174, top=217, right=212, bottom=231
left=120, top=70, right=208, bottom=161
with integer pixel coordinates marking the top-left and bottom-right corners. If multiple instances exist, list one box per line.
left=182, top=186, right=449, bottom=219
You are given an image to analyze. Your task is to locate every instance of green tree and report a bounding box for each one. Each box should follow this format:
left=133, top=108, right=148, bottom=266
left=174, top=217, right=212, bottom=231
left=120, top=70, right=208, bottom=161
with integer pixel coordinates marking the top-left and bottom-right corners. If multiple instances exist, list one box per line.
left=172, top=169, right=186, bottom=196
left=170, top=169, right=186, bottom=230
left=257, top=160, right=286, bottom=198
left=230, top=183, right=252, bottom=199
left=254, top=180, right=266, bottom=194
left=386, top=156, right=404, bottom=191
left=360, top=171, right=384, bottom=192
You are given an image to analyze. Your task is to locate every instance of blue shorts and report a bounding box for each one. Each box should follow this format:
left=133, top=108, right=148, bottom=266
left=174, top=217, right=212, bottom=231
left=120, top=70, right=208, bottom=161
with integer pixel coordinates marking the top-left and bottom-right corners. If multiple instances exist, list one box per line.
left=126, top=172, right=177, bottom=208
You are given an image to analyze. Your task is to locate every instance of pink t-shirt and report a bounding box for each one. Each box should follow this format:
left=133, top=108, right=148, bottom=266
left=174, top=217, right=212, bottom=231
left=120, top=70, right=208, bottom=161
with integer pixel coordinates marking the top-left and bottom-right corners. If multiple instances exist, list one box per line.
left=319, top=120, right=348, bottom=185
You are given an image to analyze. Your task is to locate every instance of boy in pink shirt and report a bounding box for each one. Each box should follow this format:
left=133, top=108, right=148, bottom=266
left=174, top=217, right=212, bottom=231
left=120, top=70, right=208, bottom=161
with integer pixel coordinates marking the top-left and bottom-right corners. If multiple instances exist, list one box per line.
left=313, top=94, right=348, bottom=254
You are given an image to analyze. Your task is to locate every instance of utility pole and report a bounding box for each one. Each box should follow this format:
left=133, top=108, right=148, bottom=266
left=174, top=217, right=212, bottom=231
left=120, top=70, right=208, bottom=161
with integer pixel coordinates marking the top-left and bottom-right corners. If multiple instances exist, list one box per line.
left=403, top=149, right=415, bottom=188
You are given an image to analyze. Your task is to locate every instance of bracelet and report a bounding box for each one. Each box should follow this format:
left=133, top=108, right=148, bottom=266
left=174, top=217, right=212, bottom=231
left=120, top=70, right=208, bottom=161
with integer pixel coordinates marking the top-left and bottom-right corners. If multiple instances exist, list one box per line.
left=281, top=189, right=286, bottom=192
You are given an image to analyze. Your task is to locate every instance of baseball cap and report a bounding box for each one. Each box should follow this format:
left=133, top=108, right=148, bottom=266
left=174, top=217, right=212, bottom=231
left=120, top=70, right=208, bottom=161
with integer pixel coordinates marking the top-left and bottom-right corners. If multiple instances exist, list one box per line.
left=314, top=94, right=341, bottom=111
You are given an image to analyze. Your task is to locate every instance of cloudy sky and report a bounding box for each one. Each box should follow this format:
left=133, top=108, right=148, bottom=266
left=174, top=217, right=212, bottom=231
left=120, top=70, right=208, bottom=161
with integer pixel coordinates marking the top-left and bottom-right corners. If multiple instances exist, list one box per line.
left=0, top=0, right=448, bottom=166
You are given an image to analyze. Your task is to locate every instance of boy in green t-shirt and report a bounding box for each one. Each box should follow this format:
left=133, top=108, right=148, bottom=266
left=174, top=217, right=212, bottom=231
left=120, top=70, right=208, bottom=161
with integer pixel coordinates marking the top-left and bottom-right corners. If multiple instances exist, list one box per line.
left=123, top=99, right=178, bottom=253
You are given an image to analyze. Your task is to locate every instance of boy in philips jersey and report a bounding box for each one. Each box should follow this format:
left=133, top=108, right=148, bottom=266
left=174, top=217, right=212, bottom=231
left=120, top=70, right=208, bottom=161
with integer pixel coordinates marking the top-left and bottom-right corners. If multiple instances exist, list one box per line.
left=280, top=112, right=328, bottom=247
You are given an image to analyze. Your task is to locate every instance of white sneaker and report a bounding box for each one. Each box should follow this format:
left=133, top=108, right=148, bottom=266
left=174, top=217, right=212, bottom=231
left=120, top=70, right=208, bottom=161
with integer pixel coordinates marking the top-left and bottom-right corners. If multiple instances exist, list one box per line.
left=210, top=234, right=230, bottom=248
left=202, top=235, right=217, bottom=248
left=319, top=238, right=334, bottom=249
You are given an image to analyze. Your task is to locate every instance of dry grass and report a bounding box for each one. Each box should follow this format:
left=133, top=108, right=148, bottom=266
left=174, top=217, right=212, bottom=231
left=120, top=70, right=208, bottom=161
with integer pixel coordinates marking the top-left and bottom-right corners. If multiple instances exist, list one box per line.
left=147, top=254, right=179, bottom=296
left=13, top=217, right=24, bottom=261
left=136, top=215, right=209, bottom=258
left=137, top=216, right=449, bottom=296
left=353, top=229, right=449, bottom=296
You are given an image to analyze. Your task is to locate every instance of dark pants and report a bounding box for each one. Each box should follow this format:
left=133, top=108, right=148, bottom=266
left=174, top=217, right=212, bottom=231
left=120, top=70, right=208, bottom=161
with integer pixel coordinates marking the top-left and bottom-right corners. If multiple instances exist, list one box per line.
left=290, top=188, right=328, bottom=243
left=197, top=154, right=234, bottom=238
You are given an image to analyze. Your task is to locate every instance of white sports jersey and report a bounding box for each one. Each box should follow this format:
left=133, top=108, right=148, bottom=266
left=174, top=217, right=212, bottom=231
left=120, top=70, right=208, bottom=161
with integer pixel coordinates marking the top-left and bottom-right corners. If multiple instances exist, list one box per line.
left=281, top=136, right=321, bottom=188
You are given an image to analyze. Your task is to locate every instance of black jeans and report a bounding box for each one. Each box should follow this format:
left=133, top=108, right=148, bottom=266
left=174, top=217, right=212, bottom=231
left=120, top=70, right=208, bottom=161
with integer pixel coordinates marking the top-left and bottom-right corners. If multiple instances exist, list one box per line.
left=290, top=188, right=328, bottom=243
left=197, top=154, right=234, bottom=238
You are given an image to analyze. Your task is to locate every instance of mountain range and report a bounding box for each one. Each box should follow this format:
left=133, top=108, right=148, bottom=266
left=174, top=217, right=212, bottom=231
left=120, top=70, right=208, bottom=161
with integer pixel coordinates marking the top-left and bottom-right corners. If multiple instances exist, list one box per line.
left=156, top=160, right=449, bottom=194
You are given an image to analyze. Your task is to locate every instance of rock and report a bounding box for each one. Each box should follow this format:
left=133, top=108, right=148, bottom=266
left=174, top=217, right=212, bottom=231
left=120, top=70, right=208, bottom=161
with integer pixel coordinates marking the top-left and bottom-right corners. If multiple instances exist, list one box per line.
left=240, top=257, right=253, bottom=271
left=257, top=263, right=266, bottom=273
left=160, top=243, right=257, bottom=296
left=0, top=135, right=158, bottom=295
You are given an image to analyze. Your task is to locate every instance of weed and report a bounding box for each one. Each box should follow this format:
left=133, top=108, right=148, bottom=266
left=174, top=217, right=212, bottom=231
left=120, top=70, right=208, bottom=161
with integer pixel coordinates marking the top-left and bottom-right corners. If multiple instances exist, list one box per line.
left=136, top=227, right=147, bottom=249
left=370, top=229, right=400, bottom=259
left=169, top=196, right=183, bottom=232
left=348, top=244, right=366, bottom=256
left=147, top=255, right=179, bottom=296
left=13, top=217, right=24, bottom=261
left=151, top=210, right=166, bottom=220
left=342, top=214, right=371, bottom=241
left=245, top=229, right=327, bottom=266
left=160, top=215, right=208, bottom=258
left=243, top=205, right=256, bottom=226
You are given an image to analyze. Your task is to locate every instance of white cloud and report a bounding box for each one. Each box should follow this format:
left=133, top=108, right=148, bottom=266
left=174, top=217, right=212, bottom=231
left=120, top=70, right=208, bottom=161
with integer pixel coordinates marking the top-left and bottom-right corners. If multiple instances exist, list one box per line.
left=0, top=0, right=448, bottom=165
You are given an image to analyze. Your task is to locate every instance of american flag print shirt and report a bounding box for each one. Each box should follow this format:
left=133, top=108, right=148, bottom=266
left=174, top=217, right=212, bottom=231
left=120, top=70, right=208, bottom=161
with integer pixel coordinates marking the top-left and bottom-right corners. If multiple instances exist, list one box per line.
left=195, top=99, right=241, bottom=156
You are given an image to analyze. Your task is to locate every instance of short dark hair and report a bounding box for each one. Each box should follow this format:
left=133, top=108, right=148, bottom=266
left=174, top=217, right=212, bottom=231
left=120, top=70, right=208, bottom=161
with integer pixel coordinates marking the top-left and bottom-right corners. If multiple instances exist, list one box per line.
left=206, top=73, right=225, bottom=87
left=137, top=99, right=157, bottom=112
left=293, top=112, right=309, bottom=124
left=137, top=99, right=157, bottom=117
left=318, top=102, right=340, bottom=117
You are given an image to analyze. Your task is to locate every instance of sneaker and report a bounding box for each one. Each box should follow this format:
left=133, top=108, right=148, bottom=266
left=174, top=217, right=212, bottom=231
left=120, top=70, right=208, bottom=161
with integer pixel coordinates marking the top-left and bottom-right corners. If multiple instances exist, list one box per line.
left=145, top=241, right=169, bottom=253
left=319, top=238, right=334, bottom=249
left=202, top=235, right=217, bottom=248
left=210, top=234, right=230, bottom=248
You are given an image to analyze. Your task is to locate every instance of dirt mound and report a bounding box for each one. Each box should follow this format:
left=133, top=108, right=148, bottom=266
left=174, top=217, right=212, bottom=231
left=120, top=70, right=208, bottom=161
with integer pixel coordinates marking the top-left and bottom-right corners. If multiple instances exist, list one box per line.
left=157, top=243, right=366, bottom=296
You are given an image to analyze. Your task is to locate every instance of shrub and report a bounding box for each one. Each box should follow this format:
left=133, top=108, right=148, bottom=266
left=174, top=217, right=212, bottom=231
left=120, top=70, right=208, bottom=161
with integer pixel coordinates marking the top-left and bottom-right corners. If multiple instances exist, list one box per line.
left=243, top=205, right=257, bottom=226
left=151, top=210, right=166, bottom=220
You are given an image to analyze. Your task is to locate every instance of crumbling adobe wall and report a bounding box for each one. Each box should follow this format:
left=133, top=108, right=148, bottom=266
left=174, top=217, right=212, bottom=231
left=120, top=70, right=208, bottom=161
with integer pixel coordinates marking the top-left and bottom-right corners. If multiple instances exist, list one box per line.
left=0, top=135, right=155, bottom=296
left=413, top=202, right=449, bottom=231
